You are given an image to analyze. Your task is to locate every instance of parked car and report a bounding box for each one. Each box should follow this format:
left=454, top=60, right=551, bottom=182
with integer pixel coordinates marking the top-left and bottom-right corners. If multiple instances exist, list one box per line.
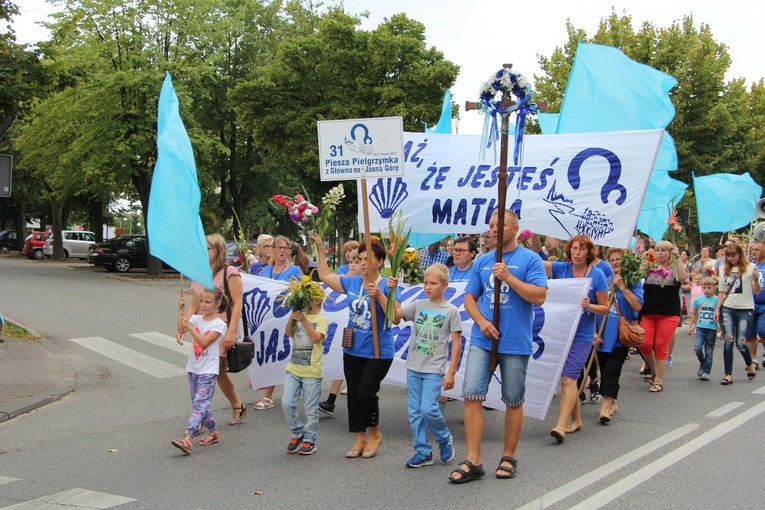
left=0, top=229, right=22, bottom=254
left=88, top=235, right=168, bottom=273
left=226, top=240, right=258, bottom=267
left=43, top=230, right=96, bottom=259
left=22, top=231, right=51, bottom=259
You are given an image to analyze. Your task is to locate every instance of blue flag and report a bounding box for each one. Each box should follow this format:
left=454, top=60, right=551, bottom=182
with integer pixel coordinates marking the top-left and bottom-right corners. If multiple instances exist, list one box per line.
left=654, top=132, right=678, bottom=171
left=693, top=172, right=763, bottom=233
left=148, top=72, right=213, bottom=289
left=636, top=170, right=687, bottom=242
left=537, top=112, right=559, bottom=135
left=557, top=43, right=678, bottom=134
left=425, top=90, right=453, bottom=134
left=544, top=45, right=679, bottom=173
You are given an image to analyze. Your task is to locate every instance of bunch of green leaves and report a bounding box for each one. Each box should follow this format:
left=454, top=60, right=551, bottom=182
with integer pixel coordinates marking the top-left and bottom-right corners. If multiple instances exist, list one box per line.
left=231, top=209, right=251, bottom=273
left=619, top=251, right=646, bottom=288
left=379, top=210, right=412, bottom=328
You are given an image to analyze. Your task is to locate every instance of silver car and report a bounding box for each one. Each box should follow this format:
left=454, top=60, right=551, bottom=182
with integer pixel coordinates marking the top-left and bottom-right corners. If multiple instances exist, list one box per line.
left=43, top=230, right=96, bottom=259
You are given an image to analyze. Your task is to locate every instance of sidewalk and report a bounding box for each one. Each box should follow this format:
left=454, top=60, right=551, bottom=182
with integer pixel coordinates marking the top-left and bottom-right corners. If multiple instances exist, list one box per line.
left=0, top=319, right=76, bottom=423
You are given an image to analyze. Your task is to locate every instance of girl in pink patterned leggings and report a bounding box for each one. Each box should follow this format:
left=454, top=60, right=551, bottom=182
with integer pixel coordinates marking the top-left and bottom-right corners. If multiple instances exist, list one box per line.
left=171, top=289, right=228, bottom=455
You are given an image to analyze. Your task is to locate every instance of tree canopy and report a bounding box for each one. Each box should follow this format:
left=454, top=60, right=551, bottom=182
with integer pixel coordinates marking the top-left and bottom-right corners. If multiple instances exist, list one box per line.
left=5, top=0, right=458, bottom=267
left=534, top=10, right=765, bottom=247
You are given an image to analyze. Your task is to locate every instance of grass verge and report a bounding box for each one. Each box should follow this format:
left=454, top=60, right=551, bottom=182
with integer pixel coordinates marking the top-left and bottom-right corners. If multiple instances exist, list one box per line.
left=1, top=321, right=40, bottom=341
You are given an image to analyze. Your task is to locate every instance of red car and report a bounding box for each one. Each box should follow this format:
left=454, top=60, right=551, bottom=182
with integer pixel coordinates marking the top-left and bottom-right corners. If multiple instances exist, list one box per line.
left=22, top=231, right=51, bottom=260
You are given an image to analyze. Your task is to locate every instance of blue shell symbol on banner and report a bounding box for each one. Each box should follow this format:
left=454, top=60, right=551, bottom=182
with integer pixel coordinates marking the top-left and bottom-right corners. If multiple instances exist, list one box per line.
left=369, top=178, right=408, bottom=219
left=244, top=289, right=271, bottom=334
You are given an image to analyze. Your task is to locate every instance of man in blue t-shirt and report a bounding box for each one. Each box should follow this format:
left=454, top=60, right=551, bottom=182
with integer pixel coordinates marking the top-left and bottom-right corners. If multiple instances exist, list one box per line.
left=449, top=209, right=547, bottom=484
left=746, top=241, right=765, bottom=367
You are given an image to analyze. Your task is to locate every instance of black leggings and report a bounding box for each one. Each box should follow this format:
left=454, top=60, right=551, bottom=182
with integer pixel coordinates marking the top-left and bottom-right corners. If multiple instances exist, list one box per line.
left=343, top=353, right=393, bottom=432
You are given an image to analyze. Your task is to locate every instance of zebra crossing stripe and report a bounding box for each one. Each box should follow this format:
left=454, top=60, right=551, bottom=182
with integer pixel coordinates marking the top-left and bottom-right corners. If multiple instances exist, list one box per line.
left=0, top=476, right=19, bottom=485
left=1, top=487, right=135, bottom=509
left=69, top=337, right=186, bottom=379
left=129, top=331, right=187, bottom=355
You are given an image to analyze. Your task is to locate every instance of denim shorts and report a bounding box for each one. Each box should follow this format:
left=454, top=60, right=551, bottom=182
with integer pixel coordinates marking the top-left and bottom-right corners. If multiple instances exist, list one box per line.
left=745, top=310, right=765, bottom=339
left=462, top=344, right=529, bottom=407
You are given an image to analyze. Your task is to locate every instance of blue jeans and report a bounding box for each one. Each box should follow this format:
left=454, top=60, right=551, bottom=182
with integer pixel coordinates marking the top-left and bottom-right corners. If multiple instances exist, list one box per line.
left=721, top=307, right=754, bottom=376
left=745, top=309, right=765, bottom=339
left=281, top=371, right=322, bottom=443
left=693, top=327, right=717, bottom=375
left=407, top=369, right=451, bottom=455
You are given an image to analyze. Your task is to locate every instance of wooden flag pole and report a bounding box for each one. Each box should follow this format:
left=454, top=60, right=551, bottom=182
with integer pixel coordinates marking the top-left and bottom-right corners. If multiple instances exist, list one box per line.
left=489, top=110, right=511, bottom=370
left=466, top=65, right=547, bottom=370
left=360, top=177, right=381, bottom=359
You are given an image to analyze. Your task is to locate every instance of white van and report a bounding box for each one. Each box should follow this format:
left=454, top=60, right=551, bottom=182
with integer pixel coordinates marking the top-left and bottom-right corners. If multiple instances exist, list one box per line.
left=43, top=230, right=96, bottom=259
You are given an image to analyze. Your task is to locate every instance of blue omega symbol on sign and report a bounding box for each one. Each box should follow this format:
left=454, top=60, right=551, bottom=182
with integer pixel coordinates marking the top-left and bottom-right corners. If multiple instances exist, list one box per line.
left=349, top=123, right=373, bottom=145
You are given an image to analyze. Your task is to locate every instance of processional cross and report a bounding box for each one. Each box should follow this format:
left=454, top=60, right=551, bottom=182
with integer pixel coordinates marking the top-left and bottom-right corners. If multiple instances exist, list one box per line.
left=464, top=64, right=547, bottom=368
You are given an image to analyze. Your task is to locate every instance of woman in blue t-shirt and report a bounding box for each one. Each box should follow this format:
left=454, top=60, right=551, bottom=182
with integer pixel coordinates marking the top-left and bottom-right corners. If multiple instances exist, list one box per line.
left=253, top=235, right=304, bottom=411
left=544, top=235, right=609, bottom=443
left=310, top=233, right=396, bottom=459
left=594, top=248, right=643, bottom=423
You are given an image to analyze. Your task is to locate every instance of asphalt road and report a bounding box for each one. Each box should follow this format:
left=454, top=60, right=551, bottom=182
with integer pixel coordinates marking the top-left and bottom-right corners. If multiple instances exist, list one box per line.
left=1, top=255, right=764, bottom=510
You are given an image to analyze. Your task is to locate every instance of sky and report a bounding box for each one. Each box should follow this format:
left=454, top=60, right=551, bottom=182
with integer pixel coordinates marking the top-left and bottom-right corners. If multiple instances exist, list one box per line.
left=13, top=0, right=765, bottom=135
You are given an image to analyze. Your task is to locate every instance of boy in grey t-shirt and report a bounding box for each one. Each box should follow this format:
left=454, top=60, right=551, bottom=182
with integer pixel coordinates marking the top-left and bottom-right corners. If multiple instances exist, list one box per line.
left=393, top=263, right=463, bottom=468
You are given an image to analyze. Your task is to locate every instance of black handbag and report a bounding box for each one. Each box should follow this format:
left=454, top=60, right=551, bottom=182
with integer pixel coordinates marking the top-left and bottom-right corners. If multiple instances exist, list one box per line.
left=223, top=267, right=255, bottom=373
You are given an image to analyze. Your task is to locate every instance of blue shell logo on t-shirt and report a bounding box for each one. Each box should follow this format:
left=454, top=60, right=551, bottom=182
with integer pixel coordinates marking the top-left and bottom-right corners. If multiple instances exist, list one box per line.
left=351, top=295, right=372, bottom=329
left=486, top=274, right=510, bottom=305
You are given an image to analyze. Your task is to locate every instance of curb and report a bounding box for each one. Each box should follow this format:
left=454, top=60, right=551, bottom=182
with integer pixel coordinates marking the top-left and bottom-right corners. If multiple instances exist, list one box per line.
left=0, top=320, right=77, bottom=423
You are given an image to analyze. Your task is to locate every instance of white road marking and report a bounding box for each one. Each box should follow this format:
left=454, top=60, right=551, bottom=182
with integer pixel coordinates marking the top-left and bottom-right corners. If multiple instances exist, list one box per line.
left=129, top=331, right=186, bottom=355
left=1, top=487, right=135, bottom=509
left=69, top=337, right=186, bottom=379
left=569, top=399, right=765, bottom=510
left=0, top=476, right=19, bottom=485
left=751, top=385, right=765, bottom=395
left=516, top=423, right=698, bottom=510
left=705, top=401, right=744, bottom=418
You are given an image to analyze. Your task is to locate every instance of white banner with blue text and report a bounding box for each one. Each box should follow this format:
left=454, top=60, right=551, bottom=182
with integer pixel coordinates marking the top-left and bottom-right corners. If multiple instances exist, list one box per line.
left=243, top=274, right=590, bottom=421
left=355, top=130, right=662, bottom=248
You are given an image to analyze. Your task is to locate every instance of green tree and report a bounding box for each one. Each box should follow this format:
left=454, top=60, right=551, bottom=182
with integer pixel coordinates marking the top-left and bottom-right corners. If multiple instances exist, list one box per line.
left=533, top=10, right=765, bottom=248
left=232, top=8, right=459, bottom=242
left=17, top=0, right=232, bottom=264
left=0, top=0, right=49, bottom=236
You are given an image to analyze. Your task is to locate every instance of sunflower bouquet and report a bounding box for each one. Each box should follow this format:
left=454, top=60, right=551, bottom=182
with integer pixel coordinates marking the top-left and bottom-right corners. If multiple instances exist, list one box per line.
left=401, top=247, right=422, bottom=285
left=278, top=275, right=326, bottom=334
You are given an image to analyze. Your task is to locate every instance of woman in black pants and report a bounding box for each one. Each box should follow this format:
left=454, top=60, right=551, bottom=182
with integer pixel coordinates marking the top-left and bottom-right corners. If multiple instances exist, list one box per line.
left=311, top=233, right=397, bottom=458
left=595, top=248, right=644, bottom=422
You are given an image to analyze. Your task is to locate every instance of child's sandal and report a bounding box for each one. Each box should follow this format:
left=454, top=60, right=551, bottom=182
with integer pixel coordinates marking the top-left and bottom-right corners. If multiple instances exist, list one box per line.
left=171, top=435, right=193, bottom=454
left=254, top=397, right=274, bottom=410
left=199, top=431, right=220, bottom=446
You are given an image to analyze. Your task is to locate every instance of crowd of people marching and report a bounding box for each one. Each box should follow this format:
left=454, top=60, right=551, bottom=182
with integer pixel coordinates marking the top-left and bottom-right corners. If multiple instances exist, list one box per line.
left=169, top=214, right=765, bottom=484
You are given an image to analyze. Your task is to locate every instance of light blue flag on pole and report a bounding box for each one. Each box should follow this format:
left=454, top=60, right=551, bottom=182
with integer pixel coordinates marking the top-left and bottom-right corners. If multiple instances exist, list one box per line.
left=654, top=132, right=678, bottom=171
left=557, top=43, right=678, bottom=134
left=636, top=170, right=687, bottom=241
left=546, top=45, right=679, bottom=173
left=148, top=72, right=213, bottom=289
left=425, top=90, right=453, bottom=134
left=537, top=112, right=559, bottom=135
left=693, top=172, right=763, bottom=233
left=416, top=90, right=454, bottom=246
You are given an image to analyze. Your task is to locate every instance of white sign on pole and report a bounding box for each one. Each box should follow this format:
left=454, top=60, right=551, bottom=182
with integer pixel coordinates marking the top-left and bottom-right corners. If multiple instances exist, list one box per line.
left=317, top=117, right=405, bottom=181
